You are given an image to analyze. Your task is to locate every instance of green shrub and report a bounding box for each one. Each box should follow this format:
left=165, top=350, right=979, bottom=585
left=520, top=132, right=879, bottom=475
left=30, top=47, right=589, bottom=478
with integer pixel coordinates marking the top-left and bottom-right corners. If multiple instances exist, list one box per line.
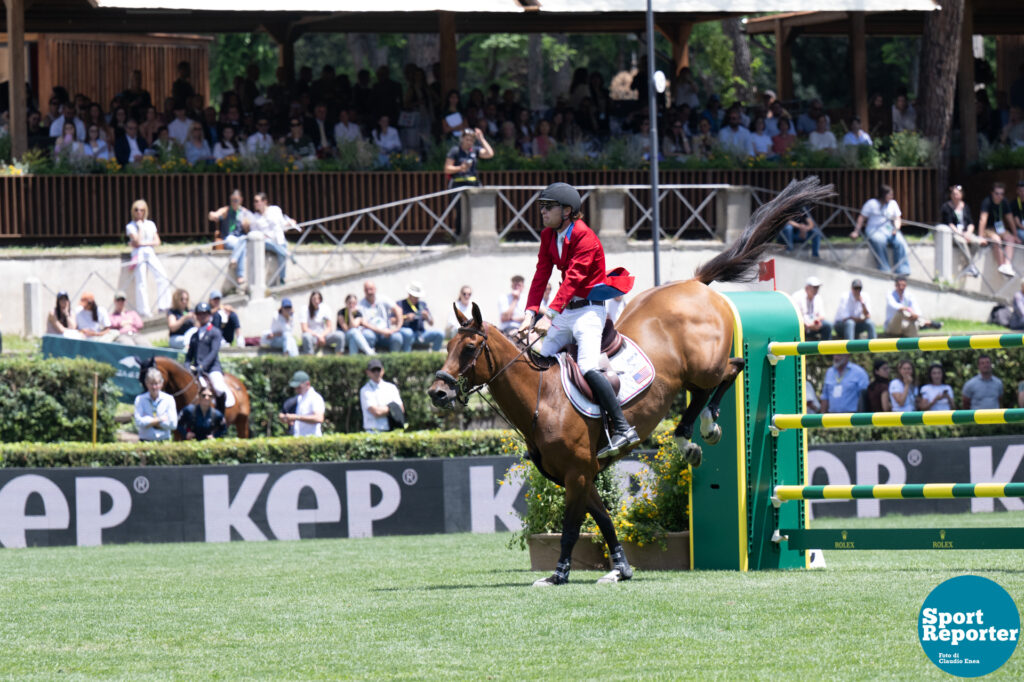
left=885, top=131, right=937, bottom=167
left=0, top=357, right=119, bottom=443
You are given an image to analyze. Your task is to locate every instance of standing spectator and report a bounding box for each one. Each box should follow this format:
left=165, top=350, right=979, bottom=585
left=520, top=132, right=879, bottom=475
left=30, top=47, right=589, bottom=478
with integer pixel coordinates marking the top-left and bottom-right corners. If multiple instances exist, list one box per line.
left=444, top=127, right=494, bottom=189
left=889, top=359, right=919, bottom=412
left=48, top=101, right=85, bottom=140
left=851, top=184, right=910, bottom=276
left=891, top=92, right=917, bottom=133
left=74, top=293, right=117, bottom=343
left=865, top=359, right=892, bottom=412
left=167, top=288, right=196, bottom=349
left=176, top=387, right=225, bottom=440
left=977, top=182, right=1021, bottom=277
left=398, top=281, right=444, bottom=352
left=918, top=363, right=954, bottom=411
left=833, top=279, right=876, bottom=340
left=46, top=291, right=81, bottom=338
left=447, top=285, right=475, bottom=337
left=300, top=290, right=344, bottom=354
left=126, top=199, right=172, bottom=317
left=808, top=114, right=837, bottom=152
left=962, top=355, right=1004, bottom=409
left=265, top=298, right=299, bottom=356
left=778, top=204, right=820, bottom=257
left=791, top=276, right=831, bottom=341
left=349, top=280, right=403, bottom=354
left=440, top=90, right=465, bottom=138
left=134, top=367, right=177, bottom=442
left=884, top=275, right=941, bottom=337
left=109, top=290, right=145, bottom=345
left=805, top=380, right=821, bottom=414
left=718, top=109, right=753, bottom=157
left=771, top=116, right=796, bottom=156
left=278, top=371, right=325, bottom=437
left=820, top=354, right=869, bottom=414
left=498, top=275, right=528, bottom=335
left=370, top=65, right=403, bottom=123
left=842, top=117, right=872, bottom=147
left=868, top=93, right=891, bottom=137
left=939, top=184, right=983, bottom=278
left=122, top=70, right=152, bottom=121
left=208, top=189, right=252, bottom=287
left=251, top=192, right=297, bottom=286
left=115, top=119, right=146, bottom=165
left=184, top=121, right=213, bottom=165
left=172, top=61, right=195, bottom=108
left=359, top=359, right=405, bottom=432
left=337, top=294, right=374, bottom=355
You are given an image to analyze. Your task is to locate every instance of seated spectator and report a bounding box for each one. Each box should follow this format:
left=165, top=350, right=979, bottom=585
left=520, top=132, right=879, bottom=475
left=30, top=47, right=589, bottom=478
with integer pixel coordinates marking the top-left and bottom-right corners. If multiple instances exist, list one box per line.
left=749, top=116, right=773, bottom=157
left=718, top=109, right=753, bottom=157
left=820, top=354, right=869, bottom=414
left=939, top=184, right=983, bottom=278
left=842, top=117, right=872, bottom=147
left=208, top=290, right=241, bottom=346
left=977, top=182, right=1021, bottom=277
left=109, top=290, right=145, bottom=345
left=306, top=102, right=335, bottom=153
left=250, top=192, right=297, bottom=286
left=278, top=371, right=325, bottom=437
left=865, top=359, right=891, bottom=412
left=46, top=291, right=82, bottom=338
left=54, top=121, right=85, bottom=158
left=692, top=117, right=715, bottom=159
left=246, top=116, right=274, bottom=155
left=700, top=94, right=723, bottom=134
left=213, top=125, right=240, bottom=161
left=144, top=126, right=176, bottom=159
left=808, top=114, right=837, bottom=152
left=139, top=106, right=161, bottom=146
left=999, top=105, right=1024, bottom=147
left=771, top=116, right=796, bottom=156
left=300, top=290, right=344, bottom=354
left=791, top=276, right=831, bottom=341
left=334, top=108, right=362, bottom=144
left=337, top=294, right=374, bottom=355
left=532, top=119, right=556, bottom=158
left=134, top=367, right=177, bottom=442
left=797, top=99, right=828, bottom=136
left=167, top=103, right=191, bottom=145
left=176, top=387, right=225, bottom=440
left=83, top=124, right=112, bottom=161
left=889, top=359, right=919, bottom=412
left=359, top=359, right=405, bottom=432
left=961, top=355, right=1004, bottom=409
left=167, top=288, right=196, bottom=349
left=884, top=275, right=940, bottom=337
left=1013, top=181, right=1024, bottom=243
left=115, top=119, right=146, bottom=165
left=497, top=120, right=519, bottom=151
left=851, top=184, right=910, bottom=276
left=447, top=285, right=474, bottom=337
left=284, top=117, right=316, bottom=160
left=75, top=292, right=117, bottom=342
left=208, top=189, right=252, bottom=287
left=348, top=280, right=402, bottom=354
left=834, top=279, right=876, bottom=340
left=184, top=121, right=213, bottom=165
left=265, top=298, right=299, bottom=356
left=662, top=118, right=691, bottom=159
left=892, top=92, right=917, bottom=133
left=498, top=275, right=527, bottom=335
left=778, top=204, right=820, bottom=257
left=918, top=363, right=954, bottom=411
left=371, top=114, right=402, bottom=161
left=398, top=281, right=444, bottom=352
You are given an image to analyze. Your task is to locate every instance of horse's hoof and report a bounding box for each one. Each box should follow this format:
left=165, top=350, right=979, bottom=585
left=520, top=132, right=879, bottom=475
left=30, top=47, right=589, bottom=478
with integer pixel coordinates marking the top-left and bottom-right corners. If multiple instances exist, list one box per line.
left=703, top=423, right=722, bottom=446
left=684, top=442, right=703, bottom=468
left=597, top=569, right=630, bottom=584
left=532, top=574, right=568, bottom=587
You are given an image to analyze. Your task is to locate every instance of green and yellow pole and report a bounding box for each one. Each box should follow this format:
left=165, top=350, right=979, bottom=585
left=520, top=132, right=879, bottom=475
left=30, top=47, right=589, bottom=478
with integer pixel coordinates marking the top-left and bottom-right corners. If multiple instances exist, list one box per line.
left=768, top=333, right=1024, bottom=359
left=772, top=408, right=1024, bottom=431
left=774, top=482, right=1024, bottom=502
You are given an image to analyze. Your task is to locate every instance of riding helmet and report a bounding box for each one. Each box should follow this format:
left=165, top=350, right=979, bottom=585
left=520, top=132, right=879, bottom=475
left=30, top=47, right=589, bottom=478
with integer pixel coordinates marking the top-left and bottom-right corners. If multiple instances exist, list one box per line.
left=539, top=182, right=581, bottom=212
left=194, top=302, right=211, bottom=314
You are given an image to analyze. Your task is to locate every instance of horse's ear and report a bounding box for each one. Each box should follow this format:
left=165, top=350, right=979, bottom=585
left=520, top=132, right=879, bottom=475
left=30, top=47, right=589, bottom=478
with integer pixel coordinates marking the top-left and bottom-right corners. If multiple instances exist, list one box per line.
left=454, top=301, right=469, bottom=326
left=471, top=302, right=483, bottom=328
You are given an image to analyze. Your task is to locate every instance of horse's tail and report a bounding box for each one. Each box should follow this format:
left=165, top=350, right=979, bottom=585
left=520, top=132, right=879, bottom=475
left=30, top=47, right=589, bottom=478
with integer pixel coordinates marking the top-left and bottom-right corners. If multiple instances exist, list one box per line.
left=694, top=176, right=834, bottom=285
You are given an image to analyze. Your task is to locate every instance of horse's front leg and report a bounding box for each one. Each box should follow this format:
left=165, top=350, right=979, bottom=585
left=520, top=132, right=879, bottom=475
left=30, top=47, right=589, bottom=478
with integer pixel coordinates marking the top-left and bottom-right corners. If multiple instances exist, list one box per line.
left=533, top=473, right=588, bottom=587
left=586, top=483, right=632, bottom=584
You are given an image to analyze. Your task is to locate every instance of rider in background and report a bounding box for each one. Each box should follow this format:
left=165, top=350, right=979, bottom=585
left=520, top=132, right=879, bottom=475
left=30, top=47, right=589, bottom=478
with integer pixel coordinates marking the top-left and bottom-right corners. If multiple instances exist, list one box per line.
left=517, top=182, right=639, bottom=459
left=186, top=301, right=229, bottom=414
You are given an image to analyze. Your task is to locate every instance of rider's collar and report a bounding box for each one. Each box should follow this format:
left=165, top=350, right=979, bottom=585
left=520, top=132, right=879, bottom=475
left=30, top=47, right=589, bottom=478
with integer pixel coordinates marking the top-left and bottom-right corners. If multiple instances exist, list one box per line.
left=557, top=219, right=575, bottom=243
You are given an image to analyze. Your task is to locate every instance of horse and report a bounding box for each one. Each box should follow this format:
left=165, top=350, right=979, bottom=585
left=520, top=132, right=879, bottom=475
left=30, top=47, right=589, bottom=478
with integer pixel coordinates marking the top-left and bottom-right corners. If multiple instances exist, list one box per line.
left=139, top=356, right=252, bottom=438
left=427, top=177, right=832, bottom=586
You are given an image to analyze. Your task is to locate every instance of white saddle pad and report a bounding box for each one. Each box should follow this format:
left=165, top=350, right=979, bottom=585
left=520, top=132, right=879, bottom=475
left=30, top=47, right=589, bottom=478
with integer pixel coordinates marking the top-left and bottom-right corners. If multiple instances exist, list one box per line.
left=198, top=375, right=236, bottom=408
left=556, top=336, right=655, bottom=419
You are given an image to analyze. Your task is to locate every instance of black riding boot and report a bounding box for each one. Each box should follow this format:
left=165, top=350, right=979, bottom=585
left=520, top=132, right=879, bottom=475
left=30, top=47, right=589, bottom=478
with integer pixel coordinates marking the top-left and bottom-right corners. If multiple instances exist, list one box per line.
left=216, top=393, right=227, bottom=415
left=584, top=370, right=640, bottom=459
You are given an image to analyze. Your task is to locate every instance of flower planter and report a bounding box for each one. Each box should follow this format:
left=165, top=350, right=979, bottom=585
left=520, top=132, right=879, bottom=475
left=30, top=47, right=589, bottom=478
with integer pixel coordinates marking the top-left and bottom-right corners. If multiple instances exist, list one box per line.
left=528, top=531, right=690, bottom=572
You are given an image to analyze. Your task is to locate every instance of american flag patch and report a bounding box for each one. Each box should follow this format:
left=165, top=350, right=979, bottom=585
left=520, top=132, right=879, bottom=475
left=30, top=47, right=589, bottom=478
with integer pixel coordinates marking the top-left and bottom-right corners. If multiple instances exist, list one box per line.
left=633, top=365, right=652, bottom=383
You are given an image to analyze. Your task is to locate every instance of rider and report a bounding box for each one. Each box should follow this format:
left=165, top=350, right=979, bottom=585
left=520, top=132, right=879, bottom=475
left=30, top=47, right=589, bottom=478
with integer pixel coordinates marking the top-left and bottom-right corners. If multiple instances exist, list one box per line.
left=517, top=182, right=639, bottom=459
left=186, top=301, right=229, bottom=414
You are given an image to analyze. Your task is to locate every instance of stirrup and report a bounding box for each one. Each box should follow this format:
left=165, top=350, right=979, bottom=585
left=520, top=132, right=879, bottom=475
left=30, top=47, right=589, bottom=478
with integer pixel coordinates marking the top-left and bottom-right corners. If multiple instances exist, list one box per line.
left=597, top=426, right=639, bottom=460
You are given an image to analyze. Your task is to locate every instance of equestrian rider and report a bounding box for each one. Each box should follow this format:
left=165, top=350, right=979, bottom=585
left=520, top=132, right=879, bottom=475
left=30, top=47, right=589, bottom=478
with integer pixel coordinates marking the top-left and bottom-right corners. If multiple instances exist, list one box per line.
left=186, top=301, right=229, bottom=413
left=517, top=182, right=640, bottom=458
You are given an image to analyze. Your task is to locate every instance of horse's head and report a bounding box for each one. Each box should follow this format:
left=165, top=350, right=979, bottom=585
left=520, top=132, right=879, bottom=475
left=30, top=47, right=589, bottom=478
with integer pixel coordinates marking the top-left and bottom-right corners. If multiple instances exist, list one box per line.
left=428, top=302, right=492, bottom=409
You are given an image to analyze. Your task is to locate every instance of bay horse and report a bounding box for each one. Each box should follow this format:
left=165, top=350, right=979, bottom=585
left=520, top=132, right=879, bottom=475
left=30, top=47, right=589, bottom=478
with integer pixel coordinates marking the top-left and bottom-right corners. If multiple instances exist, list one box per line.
left=428, top=177, right=832, bottom=586
left=140, top=356, right=252, bottom=438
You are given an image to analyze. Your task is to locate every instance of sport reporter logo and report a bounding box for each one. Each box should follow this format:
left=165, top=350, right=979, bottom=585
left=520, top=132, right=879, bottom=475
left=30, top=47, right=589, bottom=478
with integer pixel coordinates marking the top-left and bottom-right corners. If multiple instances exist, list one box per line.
left=919, top=575, right=1020, bottom=677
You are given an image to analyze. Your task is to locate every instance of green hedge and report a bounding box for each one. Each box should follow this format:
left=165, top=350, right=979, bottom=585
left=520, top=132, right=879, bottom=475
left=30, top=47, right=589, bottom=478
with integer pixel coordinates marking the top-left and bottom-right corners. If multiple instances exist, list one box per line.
left=0, top=429, right=513, bottom=468
left=0, top=357, right=119, bottom=443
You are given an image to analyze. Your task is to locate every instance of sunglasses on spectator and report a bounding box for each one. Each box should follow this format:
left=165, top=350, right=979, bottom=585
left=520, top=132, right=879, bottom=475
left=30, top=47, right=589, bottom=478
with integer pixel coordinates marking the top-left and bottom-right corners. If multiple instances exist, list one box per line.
left=460, top=291, right=472, bottom=297
left=201, top=393, right=214, bottom=399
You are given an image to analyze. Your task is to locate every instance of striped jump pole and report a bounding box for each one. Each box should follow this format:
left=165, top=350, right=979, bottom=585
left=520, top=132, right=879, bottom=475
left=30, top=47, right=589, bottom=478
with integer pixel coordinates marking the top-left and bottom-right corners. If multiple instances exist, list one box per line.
left=766, top=333, right=1024, bottom=363
left=771, top=408, right=1024, bottom=432
left=773, top=482, right=1024, bottom=505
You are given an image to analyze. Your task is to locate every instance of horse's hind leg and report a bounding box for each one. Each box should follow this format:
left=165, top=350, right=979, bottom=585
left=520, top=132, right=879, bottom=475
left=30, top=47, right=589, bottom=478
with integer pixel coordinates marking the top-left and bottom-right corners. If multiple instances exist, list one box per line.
left=700, top=357, right=745, bottom=446
left=586, top=483, right=632, bottom=584
left=674, top=387, right=712, bottom=468
left=534, top=473, right=588, bottom=587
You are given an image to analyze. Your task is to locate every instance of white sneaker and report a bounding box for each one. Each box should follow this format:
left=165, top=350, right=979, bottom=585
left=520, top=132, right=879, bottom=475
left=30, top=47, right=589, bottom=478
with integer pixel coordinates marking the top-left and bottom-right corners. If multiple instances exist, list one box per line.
left=998, top=263, right=1016, bottom=277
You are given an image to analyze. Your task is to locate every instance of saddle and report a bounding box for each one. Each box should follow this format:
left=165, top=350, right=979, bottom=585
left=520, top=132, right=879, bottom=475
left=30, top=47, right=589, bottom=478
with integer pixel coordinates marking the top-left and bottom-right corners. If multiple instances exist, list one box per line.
left=561, top=319, right=625, bottom=402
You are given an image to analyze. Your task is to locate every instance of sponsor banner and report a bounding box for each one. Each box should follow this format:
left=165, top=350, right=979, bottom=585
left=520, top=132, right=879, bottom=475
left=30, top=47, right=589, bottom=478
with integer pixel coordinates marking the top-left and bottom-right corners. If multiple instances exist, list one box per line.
left=42, top=334, right=180, bottom=403
left=809, top=435, right=1024, bottom=519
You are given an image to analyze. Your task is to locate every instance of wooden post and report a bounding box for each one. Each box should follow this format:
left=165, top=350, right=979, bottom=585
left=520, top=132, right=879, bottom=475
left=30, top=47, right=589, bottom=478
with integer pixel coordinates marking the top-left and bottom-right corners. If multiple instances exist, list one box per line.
left=658, top=21, right=693, bottom=75
left=265, top=24, right=297, bottom=86
left=5, top=0, right=27, bottom=159
left=959, top=0, right=978, bottom=167
left=438, top=11, right=457, bottom=102
left=849, top=12, right=868, bottom=127
left=774, top=20, right=794, bottom=102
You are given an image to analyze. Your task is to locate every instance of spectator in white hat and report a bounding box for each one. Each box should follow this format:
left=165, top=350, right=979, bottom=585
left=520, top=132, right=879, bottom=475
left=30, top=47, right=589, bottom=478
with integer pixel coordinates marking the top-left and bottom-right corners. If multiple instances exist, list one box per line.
left=791, top=275, right=832, bottom=340
left=398, top=281, right=444, bottom=351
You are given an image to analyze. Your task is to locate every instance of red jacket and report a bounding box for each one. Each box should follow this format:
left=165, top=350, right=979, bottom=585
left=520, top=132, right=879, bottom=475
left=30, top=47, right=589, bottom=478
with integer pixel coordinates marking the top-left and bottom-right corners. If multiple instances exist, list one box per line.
left=525, top=219, right=607, bottom=315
